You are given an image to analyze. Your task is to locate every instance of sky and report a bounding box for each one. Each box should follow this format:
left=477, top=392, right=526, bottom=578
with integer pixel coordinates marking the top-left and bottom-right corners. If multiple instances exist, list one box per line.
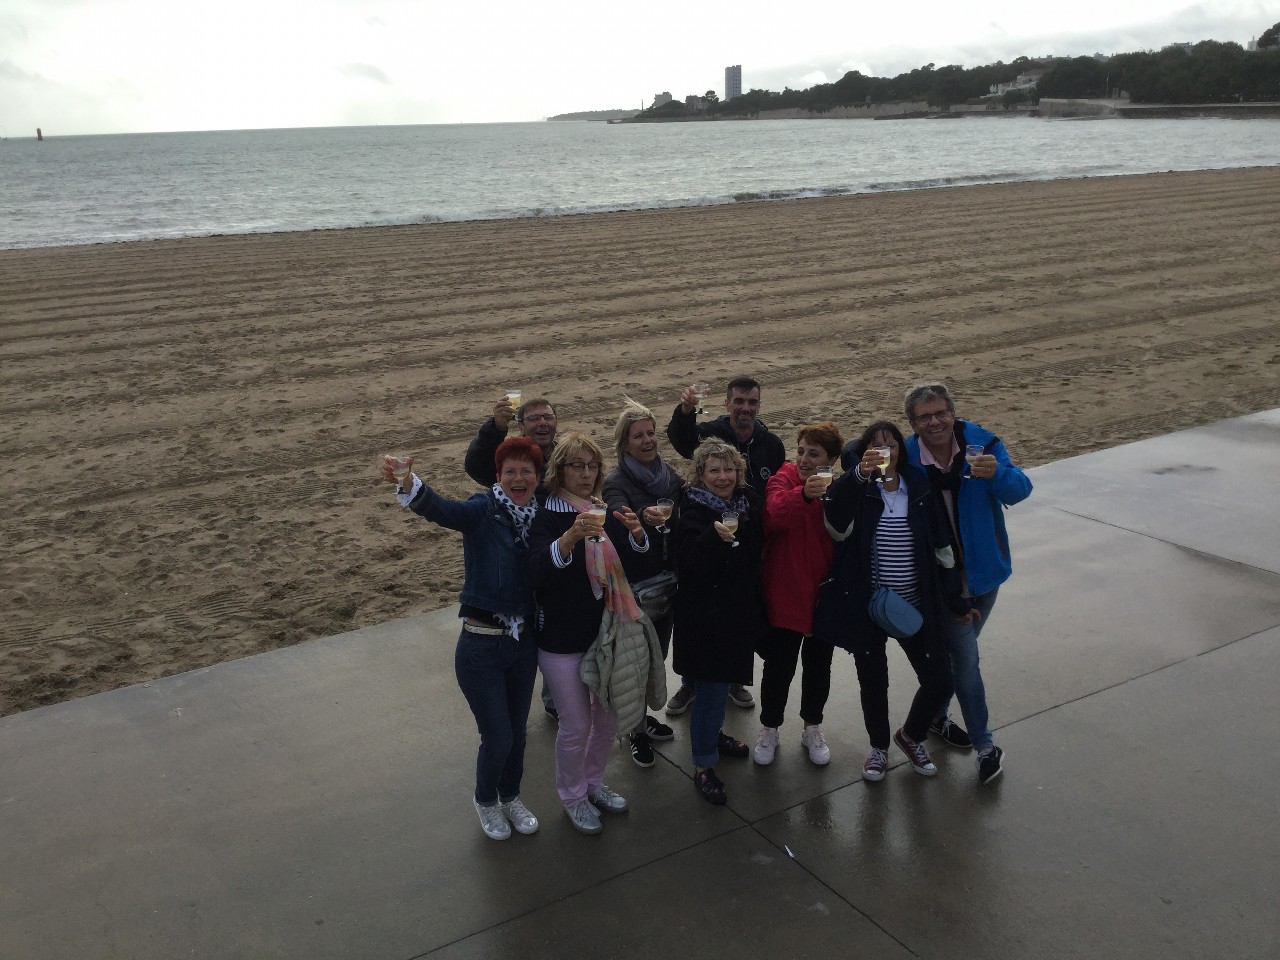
left=1, top=0, right=1274, bottom=136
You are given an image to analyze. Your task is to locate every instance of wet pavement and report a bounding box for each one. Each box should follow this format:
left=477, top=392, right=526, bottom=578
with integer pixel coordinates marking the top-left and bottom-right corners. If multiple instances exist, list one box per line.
left=3, top=410, right=1278, bottom=960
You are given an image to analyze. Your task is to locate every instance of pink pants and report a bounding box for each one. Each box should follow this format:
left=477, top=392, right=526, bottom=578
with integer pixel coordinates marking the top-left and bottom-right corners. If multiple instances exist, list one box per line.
left=538, top=650, right=617, bottom=806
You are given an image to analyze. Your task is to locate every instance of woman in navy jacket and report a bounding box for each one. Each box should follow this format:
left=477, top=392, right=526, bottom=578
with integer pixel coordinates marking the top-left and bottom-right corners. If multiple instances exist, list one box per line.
left=814, top=421, right=971, bottom=783
left=383, top=436, right=543, bottom=843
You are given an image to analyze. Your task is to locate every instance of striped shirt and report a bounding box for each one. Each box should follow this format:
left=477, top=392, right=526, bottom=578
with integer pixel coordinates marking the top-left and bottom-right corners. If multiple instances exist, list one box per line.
left=874, top=488, right=919, bottom=605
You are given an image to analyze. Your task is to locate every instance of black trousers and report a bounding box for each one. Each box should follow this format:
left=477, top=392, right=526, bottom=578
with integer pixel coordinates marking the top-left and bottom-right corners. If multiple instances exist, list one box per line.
left=852, top=630, right=953, bottom=749
left=759, top=626, right=835, bottom=729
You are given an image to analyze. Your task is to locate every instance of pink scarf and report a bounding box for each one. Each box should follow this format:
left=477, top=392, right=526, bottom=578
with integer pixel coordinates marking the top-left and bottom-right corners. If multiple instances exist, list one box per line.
left=558, top=492, right=643, bottom=623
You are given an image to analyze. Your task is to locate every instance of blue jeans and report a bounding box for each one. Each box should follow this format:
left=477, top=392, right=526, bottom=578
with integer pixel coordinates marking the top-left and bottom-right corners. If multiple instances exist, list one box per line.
left=689, top=680, right=730, bottom=768
left=454, top=627, right=539, bottom=804
left=938, top=587, right=999, bottom=751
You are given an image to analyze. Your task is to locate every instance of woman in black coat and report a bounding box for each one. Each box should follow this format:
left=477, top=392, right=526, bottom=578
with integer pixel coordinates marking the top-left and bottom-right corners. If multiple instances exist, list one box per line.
left=814, top=420, right=972, bottom=783
left=671, top=439, right=767, bottom=805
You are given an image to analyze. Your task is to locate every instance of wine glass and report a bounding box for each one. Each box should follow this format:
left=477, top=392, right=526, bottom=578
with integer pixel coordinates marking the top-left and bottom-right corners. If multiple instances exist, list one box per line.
left=965, top=444, right=984, bottom=478
left=693, top=382, right=712, bottom=416
left=654, top=498, right=675, bottom=533
left=870, top=447, right=891, bottom=484
left=815, top=466, right=834, bottom=494
left=721, top=511, right=739, bottom=547
left=385, top=454, right=413, bottom=486
left=586, top=503, right=608, bottom=543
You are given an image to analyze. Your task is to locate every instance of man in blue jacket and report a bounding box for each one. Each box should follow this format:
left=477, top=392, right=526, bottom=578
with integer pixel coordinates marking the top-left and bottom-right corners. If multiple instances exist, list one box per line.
left=903, top=384, right=1032, bottom=784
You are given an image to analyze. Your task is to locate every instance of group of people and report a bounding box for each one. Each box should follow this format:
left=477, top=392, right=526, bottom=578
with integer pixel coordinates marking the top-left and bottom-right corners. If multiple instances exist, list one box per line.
left=380, top=377, right=1032, bottom=841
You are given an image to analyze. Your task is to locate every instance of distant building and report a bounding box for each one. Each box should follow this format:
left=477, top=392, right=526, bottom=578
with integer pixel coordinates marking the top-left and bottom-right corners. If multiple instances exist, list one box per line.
left=652, top=91, right=673, bottom=108
left=725, top=65, right=742, bottom=102
left=988, top=69, right=1048, bottom=97
left=685, top=95, right=707, bottom=110
left=1247, top=37, right=1257, bottom=51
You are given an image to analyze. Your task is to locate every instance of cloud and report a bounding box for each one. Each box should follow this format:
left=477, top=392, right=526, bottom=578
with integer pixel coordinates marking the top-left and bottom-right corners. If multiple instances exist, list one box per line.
left=0, top=58, right=42, bottom=81
left=338, top=62, right=390, bottom=84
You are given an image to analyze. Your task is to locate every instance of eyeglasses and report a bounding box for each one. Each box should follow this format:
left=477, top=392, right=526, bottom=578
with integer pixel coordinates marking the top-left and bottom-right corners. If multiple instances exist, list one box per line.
left=519, top=413, right=557, bottom=424
left=912, top=409, right=954, bottom=425
left=564, top=461, right=601, bottom=472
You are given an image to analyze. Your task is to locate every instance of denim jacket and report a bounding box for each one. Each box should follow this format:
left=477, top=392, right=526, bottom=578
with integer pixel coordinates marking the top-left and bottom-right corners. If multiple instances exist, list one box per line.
left=407, top=484, right=534, bottom=619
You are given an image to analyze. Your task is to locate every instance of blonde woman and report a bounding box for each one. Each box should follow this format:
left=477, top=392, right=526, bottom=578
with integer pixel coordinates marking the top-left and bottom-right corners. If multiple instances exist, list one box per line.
left=602, top=401, right=685, bottom=767
left=528, top=433, right=652, bottom=834
left=671, top=439, right=767, bottom=805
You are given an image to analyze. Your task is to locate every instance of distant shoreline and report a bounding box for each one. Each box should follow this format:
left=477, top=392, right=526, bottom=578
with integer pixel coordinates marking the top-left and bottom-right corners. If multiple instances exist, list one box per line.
left=620, top=100, right=1280, bottom=123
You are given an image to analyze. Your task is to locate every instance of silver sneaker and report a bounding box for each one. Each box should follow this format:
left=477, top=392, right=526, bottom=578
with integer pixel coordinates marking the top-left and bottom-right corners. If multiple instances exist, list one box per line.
left=753, top=726, right=779, bottom=765
left=473, top=798, right=511, bottom=840
left=565, top=798, right=603, bottom=834
left=499, top=796, right=540, bottom=835
left=587, top=784, right=629, bottom=814
left=801, top=725, right=831, bottom=766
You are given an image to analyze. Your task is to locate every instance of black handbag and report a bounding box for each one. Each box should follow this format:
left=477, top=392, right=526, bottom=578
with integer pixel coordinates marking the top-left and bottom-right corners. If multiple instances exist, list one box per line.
left=633, top=570, right=678, bottom=620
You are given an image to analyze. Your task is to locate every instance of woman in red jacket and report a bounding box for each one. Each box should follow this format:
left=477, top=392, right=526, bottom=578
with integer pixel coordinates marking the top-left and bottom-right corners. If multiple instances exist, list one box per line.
left=753, top=421, right=844, bottom=767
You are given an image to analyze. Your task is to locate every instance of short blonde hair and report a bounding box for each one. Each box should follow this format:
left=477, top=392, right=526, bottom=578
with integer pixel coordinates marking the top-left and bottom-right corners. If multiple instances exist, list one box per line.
left=546, top=432, right=606, bottom=498
left=613, top=400, right=658, bottom=464
left=689, top=439, right=746, bottom=491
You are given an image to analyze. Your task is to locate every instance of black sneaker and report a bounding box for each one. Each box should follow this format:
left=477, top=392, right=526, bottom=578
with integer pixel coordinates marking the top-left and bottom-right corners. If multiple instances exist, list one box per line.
left=630, top=732, right=655, bottom=768
left=727, top=683, right=755, bottom=708
left=643, top=715, right=675, bottom=742
left=544, top=703, right=559, bottom=723
left=977, top=745, right=1005, bottom=784
left=717, top=731, right=749, bottom=759
left=930, top=716, right=972, bottom=750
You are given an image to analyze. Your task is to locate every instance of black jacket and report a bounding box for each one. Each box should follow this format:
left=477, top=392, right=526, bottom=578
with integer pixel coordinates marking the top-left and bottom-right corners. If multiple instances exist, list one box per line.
left=670, top=488, right=766, bottom=685
left=813, top=465, right=967, bottom=656
left=665, top=406, right=786, bottom=496
left=463, top=417, right=549, bottom=501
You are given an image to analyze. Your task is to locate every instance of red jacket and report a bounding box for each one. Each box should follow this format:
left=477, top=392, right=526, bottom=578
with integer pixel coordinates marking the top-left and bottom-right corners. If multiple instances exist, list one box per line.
left=761, top=462, right=835, bottom=634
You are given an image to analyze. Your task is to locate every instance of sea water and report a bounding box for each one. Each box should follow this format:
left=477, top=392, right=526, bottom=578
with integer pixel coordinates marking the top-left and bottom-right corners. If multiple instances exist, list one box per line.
left=2, top=118, right=1277, bottom=250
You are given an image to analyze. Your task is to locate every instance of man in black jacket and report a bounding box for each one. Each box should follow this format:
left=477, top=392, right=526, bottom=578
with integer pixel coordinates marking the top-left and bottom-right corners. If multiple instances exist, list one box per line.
left=464, top=395, right=559, bottom=494
left=666, top=377, right=786, bottom=497
left=664, top=376, right=785, bottom=712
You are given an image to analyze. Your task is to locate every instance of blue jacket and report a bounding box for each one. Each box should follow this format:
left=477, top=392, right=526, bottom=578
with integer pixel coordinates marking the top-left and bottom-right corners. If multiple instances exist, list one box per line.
left=407, top=485, right=534, bottom=619
left=903, top=421, right=1032, bottom=597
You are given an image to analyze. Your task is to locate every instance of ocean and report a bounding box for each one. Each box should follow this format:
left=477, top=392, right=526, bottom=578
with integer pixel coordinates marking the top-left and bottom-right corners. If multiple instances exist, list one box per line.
left=2, top=117, right=1277, bottom=250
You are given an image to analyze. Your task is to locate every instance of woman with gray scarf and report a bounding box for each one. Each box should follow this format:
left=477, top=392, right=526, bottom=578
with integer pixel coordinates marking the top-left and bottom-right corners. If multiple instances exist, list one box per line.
left=602, top=401, right=685, bottom=767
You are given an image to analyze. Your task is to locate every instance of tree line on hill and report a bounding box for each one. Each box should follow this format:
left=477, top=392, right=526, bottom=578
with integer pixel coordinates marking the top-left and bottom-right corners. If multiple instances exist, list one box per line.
left=635, top=26, right=1280, bottom=119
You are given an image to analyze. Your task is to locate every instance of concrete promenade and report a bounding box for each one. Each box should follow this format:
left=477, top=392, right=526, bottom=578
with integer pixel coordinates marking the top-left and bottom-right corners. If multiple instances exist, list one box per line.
left=3, top=411, right=1278, bottom=960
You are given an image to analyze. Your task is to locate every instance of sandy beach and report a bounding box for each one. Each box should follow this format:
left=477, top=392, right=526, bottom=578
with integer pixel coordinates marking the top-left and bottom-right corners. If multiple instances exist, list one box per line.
left=2, top=167, right=1278, bottom=716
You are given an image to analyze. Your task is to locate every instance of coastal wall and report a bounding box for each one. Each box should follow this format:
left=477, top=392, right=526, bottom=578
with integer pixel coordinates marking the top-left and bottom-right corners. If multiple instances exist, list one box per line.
left=1039, top=98, right=1280, bottom=119
left=747, top=101, right=932, bottom=120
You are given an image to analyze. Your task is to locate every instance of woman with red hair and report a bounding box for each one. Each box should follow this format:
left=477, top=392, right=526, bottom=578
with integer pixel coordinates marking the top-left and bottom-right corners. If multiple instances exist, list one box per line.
left=382, top=436, right=544, bottom=842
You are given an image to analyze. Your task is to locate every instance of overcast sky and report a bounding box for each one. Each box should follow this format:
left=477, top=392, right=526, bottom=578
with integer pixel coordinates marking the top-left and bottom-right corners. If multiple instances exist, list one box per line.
left=1, top=0, right=1274, bottom=136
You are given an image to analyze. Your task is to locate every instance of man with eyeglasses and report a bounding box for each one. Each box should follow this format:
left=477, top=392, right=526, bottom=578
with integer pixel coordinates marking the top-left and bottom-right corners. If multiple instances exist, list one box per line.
left=465, top=395, right=559, bottom=498
left=902, top=383, right=1032, bottom=784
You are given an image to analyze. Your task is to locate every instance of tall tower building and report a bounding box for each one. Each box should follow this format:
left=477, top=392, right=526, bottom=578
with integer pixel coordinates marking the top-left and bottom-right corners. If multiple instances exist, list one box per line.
left=725, top=65, right=742, bottom=102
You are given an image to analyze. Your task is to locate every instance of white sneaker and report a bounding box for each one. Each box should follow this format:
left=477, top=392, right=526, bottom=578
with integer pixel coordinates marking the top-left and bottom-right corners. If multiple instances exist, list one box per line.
left=473, top=798, right=511, bottom=840
left=565, top=798, right=603, bottom=834
left=753, top=726, right=780, bottom=765
left=499, top=796, right=540, bottom=834
left=587, top=784, right=630, bottom=813
left=801, top=725, right=831, bottom=766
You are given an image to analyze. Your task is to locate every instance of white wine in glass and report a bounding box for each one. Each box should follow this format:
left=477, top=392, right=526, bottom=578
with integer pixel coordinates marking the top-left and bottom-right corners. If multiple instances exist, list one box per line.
left=586, top=505, right=608, bottom=542
left=871, top=447, right=891, bottom=484
left=693, top=382, right=712, bottom=415
left=655, top=498, right=675, bottom=533
left=721, top=511, right=740, bottom=547
left=815, top=466, right=834, bottom=492
left=386, top=455, right=413, bottom=484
